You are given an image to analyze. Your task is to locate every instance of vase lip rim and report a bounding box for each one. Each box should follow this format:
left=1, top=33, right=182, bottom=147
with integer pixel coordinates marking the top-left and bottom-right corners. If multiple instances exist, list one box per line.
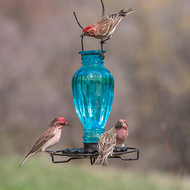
left=79, top=50, right=106, bottom=55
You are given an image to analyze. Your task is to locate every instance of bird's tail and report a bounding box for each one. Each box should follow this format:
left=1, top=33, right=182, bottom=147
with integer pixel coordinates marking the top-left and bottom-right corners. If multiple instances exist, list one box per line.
left=119, top=8, right=135, bottom=17
left=94, top=156, right=108, bottom=166
left=19, top=152, right=36, bottom=167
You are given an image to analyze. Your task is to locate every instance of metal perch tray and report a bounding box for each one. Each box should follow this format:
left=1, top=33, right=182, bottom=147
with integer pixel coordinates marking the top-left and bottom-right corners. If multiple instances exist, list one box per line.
left=51, top=147, right=139, bottom=165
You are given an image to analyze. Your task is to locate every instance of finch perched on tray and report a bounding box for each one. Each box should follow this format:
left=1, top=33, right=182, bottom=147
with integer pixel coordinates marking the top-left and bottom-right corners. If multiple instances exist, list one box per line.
left=19, top=117, right=69, bottom=167
left=115, top=119, right=129, bottom=147
left=94, top=119, right=129, bottom=166
left=94, top=126, right=118, bottom=166
left=80, top=8, right=135, bottom=43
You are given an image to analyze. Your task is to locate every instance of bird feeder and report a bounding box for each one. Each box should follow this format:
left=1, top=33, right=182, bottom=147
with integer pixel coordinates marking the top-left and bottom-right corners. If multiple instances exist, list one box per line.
left=50, top=0, right=139, bottom=165
left=50, top=50, right=139, bottom=165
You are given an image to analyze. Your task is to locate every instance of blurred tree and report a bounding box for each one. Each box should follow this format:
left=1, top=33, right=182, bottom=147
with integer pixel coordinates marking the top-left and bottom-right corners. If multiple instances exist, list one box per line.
left=0, top=0, right=190, bottom=174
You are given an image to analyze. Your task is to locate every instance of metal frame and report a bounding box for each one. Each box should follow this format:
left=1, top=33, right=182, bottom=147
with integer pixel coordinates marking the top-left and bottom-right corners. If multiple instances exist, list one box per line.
left=50, top=147, right=139, bottom=165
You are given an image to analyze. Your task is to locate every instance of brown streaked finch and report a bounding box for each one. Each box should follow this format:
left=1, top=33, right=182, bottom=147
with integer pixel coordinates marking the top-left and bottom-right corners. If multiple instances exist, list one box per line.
left=94, top=126, right=118, bottom=166
left=19, top=117, right=69, bottom=167
left=115, top=119, right=129, bottom=147
left=80, top=8, right=135, bottom=43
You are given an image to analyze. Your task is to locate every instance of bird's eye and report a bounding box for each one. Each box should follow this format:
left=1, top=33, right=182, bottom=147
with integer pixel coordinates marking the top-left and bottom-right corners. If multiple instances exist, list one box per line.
left=86, top=31, right=90, bottom=34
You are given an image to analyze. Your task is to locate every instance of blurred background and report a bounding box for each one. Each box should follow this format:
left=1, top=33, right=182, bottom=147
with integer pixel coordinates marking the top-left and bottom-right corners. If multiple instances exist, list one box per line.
left=0, top=0, right=190, bottom=188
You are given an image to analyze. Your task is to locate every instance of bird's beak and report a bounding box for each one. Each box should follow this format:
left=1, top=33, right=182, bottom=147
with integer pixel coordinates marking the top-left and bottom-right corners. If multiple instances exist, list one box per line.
left=80, top=32, right=85, bottom=37
left=65, top=123, right=70, bottom=126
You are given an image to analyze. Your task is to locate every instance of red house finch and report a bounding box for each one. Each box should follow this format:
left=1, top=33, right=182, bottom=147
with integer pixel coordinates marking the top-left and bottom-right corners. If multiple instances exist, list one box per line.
left=19, top=117, right=69, bottom=167
left=80, top=8, right=135, bottom=43
left=115, top=119, right=129, bottom=147
left=94, top=126, right=118, bottom=166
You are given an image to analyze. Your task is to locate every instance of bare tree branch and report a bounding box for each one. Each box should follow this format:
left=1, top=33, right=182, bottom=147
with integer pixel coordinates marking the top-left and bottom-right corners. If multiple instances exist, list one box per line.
left=101, top=0, right=105, bottom=17
left=73, top=12, right=84, bottom=29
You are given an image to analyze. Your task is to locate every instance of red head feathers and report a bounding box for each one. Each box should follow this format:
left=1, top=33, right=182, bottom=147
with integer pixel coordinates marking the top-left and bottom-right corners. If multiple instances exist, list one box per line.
left=83, top=26, right=92, bottom=33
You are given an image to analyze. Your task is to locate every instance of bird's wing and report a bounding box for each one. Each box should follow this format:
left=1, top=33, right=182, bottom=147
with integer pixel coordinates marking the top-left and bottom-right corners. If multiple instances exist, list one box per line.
left=106, top=12, right=123, bottom=34
left=93, top=13, right=123, bottom=35
left=98, top=131, right=117, bottom=156
left=26, top=126, right=56, bottom=155
left=93, top=16, right=112, bottom=35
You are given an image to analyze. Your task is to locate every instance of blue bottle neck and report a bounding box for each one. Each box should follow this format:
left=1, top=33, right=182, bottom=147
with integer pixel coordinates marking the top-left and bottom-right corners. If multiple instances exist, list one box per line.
left=79, top=50, right=106, bottom=65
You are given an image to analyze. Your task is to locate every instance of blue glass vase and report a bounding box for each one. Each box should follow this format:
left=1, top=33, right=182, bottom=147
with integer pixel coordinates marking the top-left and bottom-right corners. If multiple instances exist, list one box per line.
left=72, top=50, right=114, bottom=151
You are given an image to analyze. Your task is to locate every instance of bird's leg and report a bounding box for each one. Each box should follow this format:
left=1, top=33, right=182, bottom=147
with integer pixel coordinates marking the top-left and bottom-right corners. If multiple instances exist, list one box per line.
left=100, top=39, right=106, bottom=59
left=100, top=39, right=104, bottom=51
left=100, top=37, right=110, bottom=58
left=101, top=37, right=110, bottom=44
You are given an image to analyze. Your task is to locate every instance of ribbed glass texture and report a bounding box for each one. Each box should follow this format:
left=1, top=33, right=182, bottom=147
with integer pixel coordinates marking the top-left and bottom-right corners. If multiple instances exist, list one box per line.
left=72, top=50, right=114, bottom=143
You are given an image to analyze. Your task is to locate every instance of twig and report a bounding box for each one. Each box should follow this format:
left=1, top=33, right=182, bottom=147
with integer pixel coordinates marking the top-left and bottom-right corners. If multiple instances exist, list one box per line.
left=73, top=12, right=84, bottom=29
left=100, top=0, right=105, bottom=17
left=73, top=12, right=84, bottom=51
left=81, top=36, right=84, bottom=51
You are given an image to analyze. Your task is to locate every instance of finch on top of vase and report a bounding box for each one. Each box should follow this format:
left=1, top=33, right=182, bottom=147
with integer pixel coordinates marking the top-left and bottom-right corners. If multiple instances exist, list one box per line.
left=80, top=8, right=135, bottom=44
left=19, top=117, right=69, bottom=167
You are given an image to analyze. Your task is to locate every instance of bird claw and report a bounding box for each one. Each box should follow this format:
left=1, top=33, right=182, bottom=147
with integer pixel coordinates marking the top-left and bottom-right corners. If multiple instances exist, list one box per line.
left=45, top=150, right=55, bottom=155
left=99, top=51, right=105, bottom=60
left=100, top=40, right=106, bottom=45
left=100, top=39, right=105, bottom=60
left=49, top=151, right=56, bottom=155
